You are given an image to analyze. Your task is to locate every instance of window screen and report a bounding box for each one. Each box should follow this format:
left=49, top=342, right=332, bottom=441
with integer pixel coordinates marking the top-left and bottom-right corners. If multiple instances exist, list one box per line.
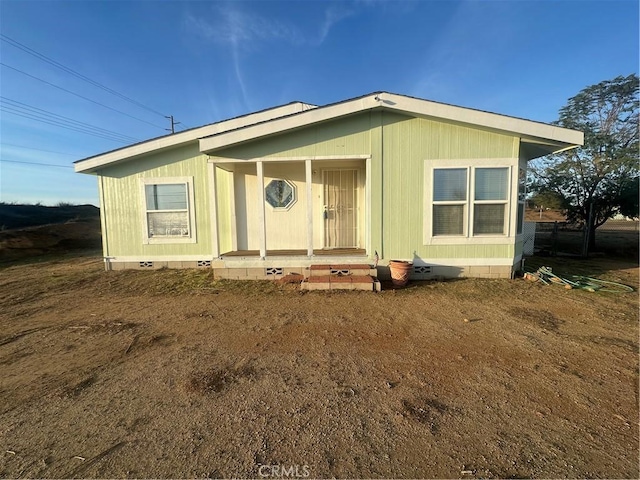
left=475, top=168, right=508, bottom=200
left=434, top=169, right=467, bottom=201
left=433, top=204, right=465, bottom=236
left=145, top=184, right=187, bottom=210
left=474, top=204, right=505, bottom=234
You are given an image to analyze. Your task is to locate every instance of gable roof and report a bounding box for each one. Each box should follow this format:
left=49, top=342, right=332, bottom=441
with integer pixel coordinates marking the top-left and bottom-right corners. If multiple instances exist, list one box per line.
left=74, top=101, right=317, bottom=173
left=199, top=92, right=583, bottom=158
left=75, top=91, right=583, bottom=174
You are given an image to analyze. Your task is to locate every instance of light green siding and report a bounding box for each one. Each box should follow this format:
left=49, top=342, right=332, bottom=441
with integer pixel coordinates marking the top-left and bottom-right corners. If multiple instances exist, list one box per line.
left=370, top=111, right=384, bottom=258
left=379, top=112, right=518, bottom=260
left=99, top=143, right=212, bottom=257
left=423, top=244, right=515, bottom=258
left=211, top=113, right=373, bottom=160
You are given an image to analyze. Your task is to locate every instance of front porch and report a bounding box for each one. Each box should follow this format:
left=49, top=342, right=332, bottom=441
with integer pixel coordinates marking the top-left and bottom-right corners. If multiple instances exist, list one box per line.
left=220, top=248, right=366, bottom=257
left=207, top=156, right=372, bottom=261
left=211, top=247, right=371, bottom=280
left=212, top=257, right=380, bottom=289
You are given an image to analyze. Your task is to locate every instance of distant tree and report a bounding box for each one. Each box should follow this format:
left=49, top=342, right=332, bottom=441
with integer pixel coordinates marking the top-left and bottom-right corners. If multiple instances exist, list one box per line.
left=618, top=176, right=639, bottom=219
left=530, top=190, right=567, bottom=210
left=531, top=74, right=639, bottom=252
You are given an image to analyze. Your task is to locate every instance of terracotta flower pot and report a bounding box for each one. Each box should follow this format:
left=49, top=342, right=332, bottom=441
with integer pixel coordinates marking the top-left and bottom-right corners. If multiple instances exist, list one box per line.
left=389, top=260, right=412, bottom=287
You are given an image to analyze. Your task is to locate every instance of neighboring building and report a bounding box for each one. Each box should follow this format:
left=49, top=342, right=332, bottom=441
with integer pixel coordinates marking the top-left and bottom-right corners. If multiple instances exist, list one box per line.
left=75, top=92, right=583, bottom=279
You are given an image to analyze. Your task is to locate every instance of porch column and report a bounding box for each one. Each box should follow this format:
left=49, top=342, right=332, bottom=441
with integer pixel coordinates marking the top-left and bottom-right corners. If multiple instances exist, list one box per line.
left=305, top=159, right=313, bottom=257
left=207, top=163, right=219, bottom=258
left=256, top=161, right=267, bottom=259
left=365, top=157, right=371, bottom=255
left=229, top=170, right=238, bottom=252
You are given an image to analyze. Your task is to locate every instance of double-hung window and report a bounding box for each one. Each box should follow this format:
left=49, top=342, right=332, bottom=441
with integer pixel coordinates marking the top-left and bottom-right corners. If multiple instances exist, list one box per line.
left=141, top=177, right=196, bottom=244
left=426, top=163, right=512, bottom=241
left=473, top=167, right=508, bottom=235
left=516, top=167, right=526, bottom=234
left=433, top=168, right=468, bottom=236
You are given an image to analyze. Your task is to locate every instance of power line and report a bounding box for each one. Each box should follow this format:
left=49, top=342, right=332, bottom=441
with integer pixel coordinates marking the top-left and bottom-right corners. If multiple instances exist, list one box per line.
left=1, top=158, right=73, bottom=169
left=1, top=107, right=135, bottom=144
left=1, top=98, right=140, bottom=144
left=0, top=142, right=82, bottom=156
left=1, top=96, right=140, bottom=141
left=1, top=97, right=140, bottom=142
left=0, top=33, right=168, bottom=118
left=1, top=62, right=167, bottom=130
left=1, top=97, right=138, bottom=141
left=2, top=107, right=132, bottom=144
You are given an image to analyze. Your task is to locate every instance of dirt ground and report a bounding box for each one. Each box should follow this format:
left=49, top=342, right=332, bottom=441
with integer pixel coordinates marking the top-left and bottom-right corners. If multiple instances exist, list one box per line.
left=0, top=251, right=638, bottom=479
left=0, top=217, right=101, bottom=263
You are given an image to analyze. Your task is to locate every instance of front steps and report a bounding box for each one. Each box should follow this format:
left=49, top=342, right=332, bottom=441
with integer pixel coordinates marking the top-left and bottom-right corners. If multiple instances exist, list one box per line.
left=301, top=264, right=381, bottom=292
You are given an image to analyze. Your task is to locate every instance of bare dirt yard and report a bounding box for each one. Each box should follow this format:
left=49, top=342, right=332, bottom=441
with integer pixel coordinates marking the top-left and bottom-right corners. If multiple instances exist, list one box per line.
left=0, top=251, right=638, bottom=479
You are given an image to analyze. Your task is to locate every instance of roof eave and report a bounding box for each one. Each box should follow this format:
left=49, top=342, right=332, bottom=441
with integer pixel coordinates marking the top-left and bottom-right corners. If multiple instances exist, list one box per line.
left=520, top=139, right=581, bottom=161
left=74, top=101, right=318, bottom=174
left=199, top=92, right=584, bottom=154
left=199, top=95, right=381, bottom=153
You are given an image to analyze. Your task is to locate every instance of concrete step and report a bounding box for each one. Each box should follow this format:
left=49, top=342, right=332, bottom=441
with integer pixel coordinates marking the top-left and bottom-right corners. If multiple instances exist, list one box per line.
left=301, top=274, right=381, bottom=292
left=308, top=263, right=377, bottom=277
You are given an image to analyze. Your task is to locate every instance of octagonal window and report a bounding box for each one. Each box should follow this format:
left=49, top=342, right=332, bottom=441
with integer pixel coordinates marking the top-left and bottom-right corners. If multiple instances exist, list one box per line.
left=265, top=179, right=296, bottom=210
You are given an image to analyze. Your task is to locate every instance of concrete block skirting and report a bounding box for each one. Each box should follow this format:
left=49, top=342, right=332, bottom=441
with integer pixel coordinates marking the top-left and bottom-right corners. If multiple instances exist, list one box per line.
left=107, top=260, right=212, bottom=271
left=106, top=259, right=515, bottom=280
left=377, top=264, right=514, bottom=280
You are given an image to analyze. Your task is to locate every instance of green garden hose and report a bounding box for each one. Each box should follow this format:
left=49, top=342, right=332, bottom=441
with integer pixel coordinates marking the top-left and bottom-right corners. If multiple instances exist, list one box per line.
left=524, top=266, right=634, bottom=293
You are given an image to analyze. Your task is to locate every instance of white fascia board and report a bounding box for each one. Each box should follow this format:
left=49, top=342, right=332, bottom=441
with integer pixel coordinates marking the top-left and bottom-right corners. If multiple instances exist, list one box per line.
left=385, top=94, right=584, bottom=145
left=199, top=96, right=381, bottom=152
left=74, top=102, right=317, bottom=173
left=199, top=92, right=583, bottom=154
left=384, top=93, right=584, bottom=146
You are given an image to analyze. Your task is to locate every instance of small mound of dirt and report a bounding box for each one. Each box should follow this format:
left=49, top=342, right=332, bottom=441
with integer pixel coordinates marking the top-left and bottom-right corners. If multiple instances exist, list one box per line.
left=276, top=273, right=304, bottom=285
left=509, top=307, right=563, bottom=331
left=186, top=364, right=258, bottom=394
left=402, top=398, right=450, bottom=433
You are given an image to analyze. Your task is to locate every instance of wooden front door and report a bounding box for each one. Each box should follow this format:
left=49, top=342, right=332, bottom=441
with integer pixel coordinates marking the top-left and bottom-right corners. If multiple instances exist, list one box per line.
left=323, top=169, right=359, bottom=248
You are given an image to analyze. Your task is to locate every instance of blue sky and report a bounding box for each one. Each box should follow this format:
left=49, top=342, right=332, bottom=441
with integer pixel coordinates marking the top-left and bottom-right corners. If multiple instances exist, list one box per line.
left=1, top=0, right=638, bottom=206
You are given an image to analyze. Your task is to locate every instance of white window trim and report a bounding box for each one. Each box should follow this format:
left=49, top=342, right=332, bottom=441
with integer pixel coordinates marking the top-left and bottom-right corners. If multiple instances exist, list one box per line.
left=265, top=178, right=297, bottom=211
left=140, top=176, right=197, bottom=244
left=424, top=159, right=516, bottom=245
left=516, top=160, right=527, bottom=237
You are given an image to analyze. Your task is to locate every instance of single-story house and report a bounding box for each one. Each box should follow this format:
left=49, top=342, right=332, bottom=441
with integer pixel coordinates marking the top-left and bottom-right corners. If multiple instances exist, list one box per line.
left=75, top=92, right=583, bottom=280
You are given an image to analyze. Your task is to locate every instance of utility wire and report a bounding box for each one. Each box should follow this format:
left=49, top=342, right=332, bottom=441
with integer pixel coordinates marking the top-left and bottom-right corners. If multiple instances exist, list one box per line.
left=0, top=95, right=139, bottom=141
left=1, top=97, right=140, bottom=142
left=1, top=101, right=139, bottom=144
left=1, top=107, right=133, bottom=144
left=1, top=62, right=167, bottom=130
left=0, top=142, right=81, bottom=156
left=2, top=107, right=135, bottom=144
left=0, top=95, right=138, bottom=141
left=1, top=97, right=140, bottom=141
left=1, top=158, right=73, bottom=168
left=0, top=33, right=168, bottom=118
